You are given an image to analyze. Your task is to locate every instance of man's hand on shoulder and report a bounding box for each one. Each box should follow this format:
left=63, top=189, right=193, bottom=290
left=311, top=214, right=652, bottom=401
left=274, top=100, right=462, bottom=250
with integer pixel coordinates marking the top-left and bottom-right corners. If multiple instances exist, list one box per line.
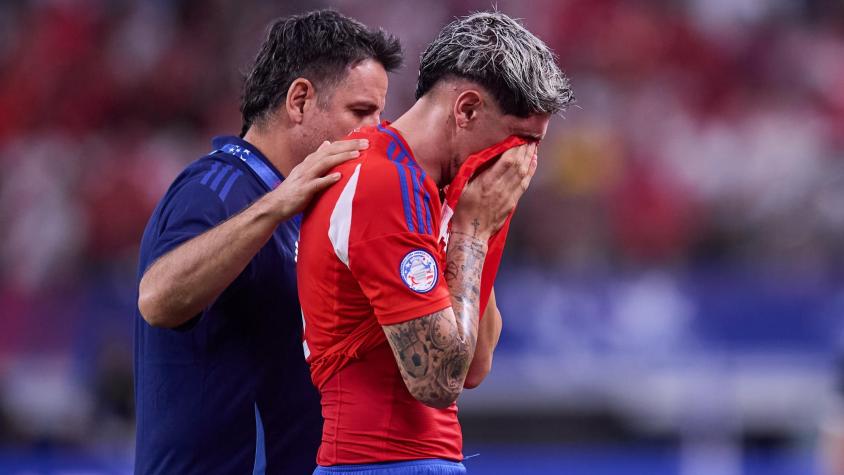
left=269, top=139, right=369, bottom=220
left=140, top=138, right=368, bottom=329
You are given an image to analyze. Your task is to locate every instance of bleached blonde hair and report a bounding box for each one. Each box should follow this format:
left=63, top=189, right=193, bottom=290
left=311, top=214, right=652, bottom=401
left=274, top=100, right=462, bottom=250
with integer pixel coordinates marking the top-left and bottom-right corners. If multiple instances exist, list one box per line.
left=415, top=11, right=574, bottom=116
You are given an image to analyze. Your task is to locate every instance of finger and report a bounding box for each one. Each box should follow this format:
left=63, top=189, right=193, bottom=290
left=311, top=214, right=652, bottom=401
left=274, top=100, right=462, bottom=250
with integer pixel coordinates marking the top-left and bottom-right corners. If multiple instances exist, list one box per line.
left=520, top=153, right=538, bottom=191
left=305, top=142, right=365, bottom=175
left=495, top=144, right=530, bottom=183
left=506, top=144, right=528, bottom=166
left=309, top=172, right=343, bottom=193
left=318, top=149, right=363, bottom=172
left=321, top=138, right=369, bottom=155
left=528, top=152, right=538, bottom=177
left=526, top=145, right=538, bottom=176
left=525, top=142, right=537, bottom=163
left=491, top=144, right=525, bottom=175
left=516, top=143, right=534, bottom=178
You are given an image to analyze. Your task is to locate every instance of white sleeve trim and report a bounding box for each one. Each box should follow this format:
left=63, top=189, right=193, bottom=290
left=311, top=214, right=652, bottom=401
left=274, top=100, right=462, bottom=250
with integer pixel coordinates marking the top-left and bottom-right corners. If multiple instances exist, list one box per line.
left=328, top=163, right=361, bottom=267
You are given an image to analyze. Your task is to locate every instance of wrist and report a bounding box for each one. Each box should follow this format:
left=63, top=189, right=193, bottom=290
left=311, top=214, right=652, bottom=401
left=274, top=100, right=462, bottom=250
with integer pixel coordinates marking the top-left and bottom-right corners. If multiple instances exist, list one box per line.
left=450, top=221, right=492, bottom=242
left=253, top=192, right=289, bottom=225
left=449, top=228, right=491, bottom=247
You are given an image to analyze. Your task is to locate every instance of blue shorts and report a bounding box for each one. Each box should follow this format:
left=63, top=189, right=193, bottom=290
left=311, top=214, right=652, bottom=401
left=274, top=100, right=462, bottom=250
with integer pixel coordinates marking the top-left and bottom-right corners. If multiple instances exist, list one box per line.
left=313, top=459, right=466, bottom=475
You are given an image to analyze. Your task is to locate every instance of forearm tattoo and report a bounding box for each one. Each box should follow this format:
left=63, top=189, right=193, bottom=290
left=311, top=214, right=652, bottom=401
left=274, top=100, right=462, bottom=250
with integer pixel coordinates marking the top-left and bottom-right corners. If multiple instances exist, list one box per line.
left=383, top=232, right=487, bottom=408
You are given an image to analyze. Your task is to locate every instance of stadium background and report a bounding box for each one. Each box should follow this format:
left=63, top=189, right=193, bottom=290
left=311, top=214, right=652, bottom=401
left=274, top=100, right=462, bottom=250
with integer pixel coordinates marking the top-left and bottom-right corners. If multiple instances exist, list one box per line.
left=1, top=0, right=843, bottom=473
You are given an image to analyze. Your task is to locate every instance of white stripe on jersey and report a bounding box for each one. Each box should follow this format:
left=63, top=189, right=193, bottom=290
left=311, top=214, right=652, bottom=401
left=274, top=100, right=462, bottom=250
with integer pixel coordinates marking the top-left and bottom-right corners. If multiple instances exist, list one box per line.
left=301, top=309, right=310, bottom=359
left=439, top=203, right=454, bottom=249
left=328, top=163, right=362, bottom=267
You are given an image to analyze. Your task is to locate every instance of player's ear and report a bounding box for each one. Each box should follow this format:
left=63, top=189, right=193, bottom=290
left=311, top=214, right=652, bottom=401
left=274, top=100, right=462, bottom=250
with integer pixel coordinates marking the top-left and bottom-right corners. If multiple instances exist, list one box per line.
left=285, top=78, right=316, bottom=125
left=453, top=90, right=483, bottom=129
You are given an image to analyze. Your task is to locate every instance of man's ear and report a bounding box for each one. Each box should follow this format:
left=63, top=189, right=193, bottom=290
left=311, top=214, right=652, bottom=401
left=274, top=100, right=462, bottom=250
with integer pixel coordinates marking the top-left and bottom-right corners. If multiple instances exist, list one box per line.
left=453, top=90, right=483, bottom=129
left=285, top=78, right=316, bottom=125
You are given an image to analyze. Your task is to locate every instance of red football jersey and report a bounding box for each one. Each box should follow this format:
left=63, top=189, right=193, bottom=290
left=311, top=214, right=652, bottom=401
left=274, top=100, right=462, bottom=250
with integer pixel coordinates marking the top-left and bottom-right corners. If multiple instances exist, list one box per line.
left=297, top=123, right=461, bottom=466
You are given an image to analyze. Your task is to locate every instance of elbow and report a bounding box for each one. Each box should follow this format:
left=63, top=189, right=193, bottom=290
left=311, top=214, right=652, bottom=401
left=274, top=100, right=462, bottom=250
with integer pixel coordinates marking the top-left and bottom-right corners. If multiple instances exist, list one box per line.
left=463, top=373, right=484, bottom=390
left=463, top=357, right=492, bottom=389
left=138, top=289, right=168, bottom=328
left=138, top=280, right=178, bottom=329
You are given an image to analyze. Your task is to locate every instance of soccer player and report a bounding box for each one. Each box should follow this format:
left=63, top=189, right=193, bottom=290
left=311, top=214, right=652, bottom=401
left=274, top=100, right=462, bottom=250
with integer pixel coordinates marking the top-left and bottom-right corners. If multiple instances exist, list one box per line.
left=297, top=11, right=574, bottom=475
left=134, top=11, right=402, bottom=474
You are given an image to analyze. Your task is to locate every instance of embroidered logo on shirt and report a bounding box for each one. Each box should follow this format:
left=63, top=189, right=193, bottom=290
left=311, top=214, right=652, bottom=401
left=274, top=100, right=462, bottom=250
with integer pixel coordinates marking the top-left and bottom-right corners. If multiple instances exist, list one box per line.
left=399, top=250, right=438, bottom=293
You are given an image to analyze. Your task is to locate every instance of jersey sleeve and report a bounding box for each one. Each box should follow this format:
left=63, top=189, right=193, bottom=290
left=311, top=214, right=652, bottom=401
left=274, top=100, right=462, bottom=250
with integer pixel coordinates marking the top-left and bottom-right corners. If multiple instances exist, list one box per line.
left=146, top=160, right=244, bottom=268
left=339, top=157, right=451, bottom=326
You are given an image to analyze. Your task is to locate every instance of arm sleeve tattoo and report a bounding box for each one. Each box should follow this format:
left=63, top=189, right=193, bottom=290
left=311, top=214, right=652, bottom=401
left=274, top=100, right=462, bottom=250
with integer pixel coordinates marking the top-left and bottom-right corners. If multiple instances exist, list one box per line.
left=382, top=231, right=487, bottom=408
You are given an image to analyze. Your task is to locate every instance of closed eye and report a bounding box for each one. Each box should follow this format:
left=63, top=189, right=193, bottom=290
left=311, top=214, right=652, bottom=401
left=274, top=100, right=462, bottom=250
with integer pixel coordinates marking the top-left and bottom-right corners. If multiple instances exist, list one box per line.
left=350, top=105, right=379, bottom=117
left=519, top=134, right=542, bottom=143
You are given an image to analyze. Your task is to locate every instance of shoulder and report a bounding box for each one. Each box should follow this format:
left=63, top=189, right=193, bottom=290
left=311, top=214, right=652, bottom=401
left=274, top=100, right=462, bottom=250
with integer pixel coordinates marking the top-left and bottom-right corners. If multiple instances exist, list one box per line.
left=181, top=155, right=256, bottom=199
left=345, top=129, right=411, bottom=193
left=309, top=126, right=426, bottom=230
left=326, top=152, right=402, bottom=218
left=317, top=130, right=403, bottom=205
left=164, top=154, right=260, bottom=211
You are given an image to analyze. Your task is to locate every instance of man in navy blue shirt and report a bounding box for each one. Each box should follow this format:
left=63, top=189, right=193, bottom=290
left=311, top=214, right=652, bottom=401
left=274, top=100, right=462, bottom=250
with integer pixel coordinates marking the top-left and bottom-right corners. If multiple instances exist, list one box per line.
left=134, top=11, right=402, bottom=474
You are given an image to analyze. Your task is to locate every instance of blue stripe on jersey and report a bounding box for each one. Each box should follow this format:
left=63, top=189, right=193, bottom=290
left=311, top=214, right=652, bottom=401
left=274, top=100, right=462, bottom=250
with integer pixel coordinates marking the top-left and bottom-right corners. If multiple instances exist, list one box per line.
left=385, top=140, right=416, bottom=233
left=218, top=169, right=243, bottom=201
left=200, top=162, right=221, bottom=185
left=422, top=192, right=433, bottom=235
left=379, top=125, right=435, bottom=236
left=401, top=155, right=433, bottom=236
left=210, top=165, right=233, bottom=191
left=400, top=151, right=430, bottom=235
left=411, top=163, right=433, bottom=235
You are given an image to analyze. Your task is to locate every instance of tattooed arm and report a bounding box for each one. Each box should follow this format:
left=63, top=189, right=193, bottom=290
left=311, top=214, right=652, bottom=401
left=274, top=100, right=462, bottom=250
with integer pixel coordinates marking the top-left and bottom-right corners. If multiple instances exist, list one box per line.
left=382, top=142, right=538, bottom=408
left=383, top=231, right=488, bottom=408
left=464, top=289, right=502, bottom=389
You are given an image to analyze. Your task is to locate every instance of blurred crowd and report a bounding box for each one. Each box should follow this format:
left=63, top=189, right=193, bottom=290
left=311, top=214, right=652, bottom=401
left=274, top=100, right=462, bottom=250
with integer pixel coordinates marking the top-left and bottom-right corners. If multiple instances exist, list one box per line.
left=0, top=0, right=843, bottom=454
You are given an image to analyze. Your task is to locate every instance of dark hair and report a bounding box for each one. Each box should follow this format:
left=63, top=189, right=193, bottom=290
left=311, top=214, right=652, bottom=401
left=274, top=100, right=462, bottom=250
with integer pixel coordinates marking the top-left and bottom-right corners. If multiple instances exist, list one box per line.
left=415, top=12, right=573, bottom=117
left=240, top=10, right=403, bottom=136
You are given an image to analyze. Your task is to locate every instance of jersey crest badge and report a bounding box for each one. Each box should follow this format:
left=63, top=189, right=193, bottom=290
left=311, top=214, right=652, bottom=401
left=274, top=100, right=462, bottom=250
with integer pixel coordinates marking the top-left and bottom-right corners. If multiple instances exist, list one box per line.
left=400, top=250, right=438, bottom=293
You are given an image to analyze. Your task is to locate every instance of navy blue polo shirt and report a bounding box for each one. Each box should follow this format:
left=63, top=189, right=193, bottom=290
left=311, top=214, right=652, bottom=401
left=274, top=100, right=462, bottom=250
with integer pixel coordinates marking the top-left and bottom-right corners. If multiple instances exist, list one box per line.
left=134, top=136, right=322, bottom=475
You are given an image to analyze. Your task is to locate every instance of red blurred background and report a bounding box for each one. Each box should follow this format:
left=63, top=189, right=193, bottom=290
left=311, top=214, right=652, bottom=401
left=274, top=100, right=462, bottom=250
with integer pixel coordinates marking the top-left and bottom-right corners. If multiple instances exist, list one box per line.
left=1, top=0, right=843, bottom=473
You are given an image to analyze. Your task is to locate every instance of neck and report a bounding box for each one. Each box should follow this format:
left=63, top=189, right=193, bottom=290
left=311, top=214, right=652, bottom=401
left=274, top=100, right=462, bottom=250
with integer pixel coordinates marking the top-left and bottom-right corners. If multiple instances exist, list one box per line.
left=390, top=99, right=452, bottom=187
left=242, top=124, right=298, bottom=177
